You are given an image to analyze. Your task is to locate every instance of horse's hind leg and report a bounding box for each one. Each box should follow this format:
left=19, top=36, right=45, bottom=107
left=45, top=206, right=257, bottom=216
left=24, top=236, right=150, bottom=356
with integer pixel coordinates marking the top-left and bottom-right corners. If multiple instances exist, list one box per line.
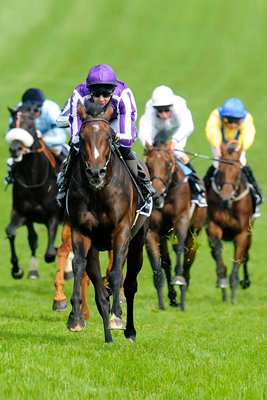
left=81, top=272, right=90, bottom=320
left=240, top=258, right=251, bottom=289
left=45, top=216, right=59, bottom=263
left=6, top=211, right=25, bottom=279
left=145, top=231, right=165, bottom=310
left=26, top=222, right=39, bottom=279
left=124, top=227, right=146, bottom=341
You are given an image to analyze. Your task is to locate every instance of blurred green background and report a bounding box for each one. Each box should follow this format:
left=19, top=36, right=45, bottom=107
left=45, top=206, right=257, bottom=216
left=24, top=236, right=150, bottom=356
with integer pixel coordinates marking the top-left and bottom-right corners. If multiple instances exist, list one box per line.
left=0, top=1, right=266, bottom=398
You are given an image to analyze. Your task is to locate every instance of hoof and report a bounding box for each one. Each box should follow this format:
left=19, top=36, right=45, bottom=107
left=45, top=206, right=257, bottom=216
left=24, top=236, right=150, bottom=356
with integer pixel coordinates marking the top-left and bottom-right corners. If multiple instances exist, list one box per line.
left=171, top=275, right=186, bottom=286
left=12, top=267, right=24, bottom=279
left=169, top=299, right=179, bottom=307
left=124, top=329, right=136, bottom=341
left=67, top=312, right=86, bottom=332
left=45, top=253, right=56, bottom=263
left=217, top=278, right=228, bottom=288
left=53, top=299, right=68, bottom=311
left=240, top=279, right=251, bottom=289
left=108, top=314, right=125, bottom=330
left=64, top=271, right=74, bottom=280
left=27, top=270, right=40, bottom=279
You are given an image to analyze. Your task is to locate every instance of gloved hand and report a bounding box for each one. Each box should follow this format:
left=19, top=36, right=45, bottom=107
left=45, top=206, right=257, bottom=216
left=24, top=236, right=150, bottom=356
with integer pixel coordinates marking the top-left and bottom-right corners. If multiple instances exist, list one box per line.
left=113, top=132, right=120, bottom=143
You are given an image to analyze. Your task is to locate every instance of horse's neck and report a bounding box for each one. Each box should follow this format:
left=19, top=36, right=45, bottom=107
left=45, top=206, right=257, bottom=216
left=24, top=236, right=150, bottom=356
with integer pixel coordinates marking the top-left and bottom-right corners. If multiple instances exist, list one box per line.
left=17, top=153, right=49, bottom=183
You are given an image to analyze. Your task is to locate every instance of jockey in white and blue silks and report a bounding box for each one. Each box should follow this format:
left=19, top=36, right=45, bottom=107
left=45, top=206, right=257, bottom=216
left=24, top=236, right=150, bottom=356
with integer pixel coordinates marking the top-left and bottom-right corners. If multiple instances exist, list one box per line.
left=56, top=63, right=155, bottom=208
left=5, top=88, right=69, bottom=185
left=138, top=85, right=207, bottom=207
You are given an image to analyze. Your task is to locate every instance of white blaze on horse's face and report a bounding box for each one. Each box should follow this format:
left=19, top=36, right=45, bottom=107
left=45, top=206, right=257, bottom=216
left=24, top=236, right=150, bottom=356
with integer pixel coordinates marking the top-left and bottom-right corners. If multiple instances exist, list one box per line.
left=92, top=124, right=100, bottom=160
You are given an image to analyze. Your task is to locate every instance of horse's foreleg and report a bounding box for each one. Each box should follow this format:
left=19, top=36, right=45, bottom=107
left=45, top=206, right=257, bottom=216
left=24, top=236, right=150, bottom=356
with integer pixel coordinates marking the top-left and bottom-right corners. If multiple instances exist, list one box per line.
left=145, top=231, right=165, bottom=310
left=108, top=226, right=130, bottom=329
left=86, top=247, right=112, bottom=343
left=230, top=233, right=251, bottom=304
left=26, top=222, right=39, bottom=279
left=6, top=211, right=25, bottom=279
left=171, top=228, right=187, bottom=287
left=67, top=231, right=90, bottom=332
left=208, top=233, right=228, bottom=289
left=160, top=238, right=178, bottom=307
left=45, top=216, right=59, bottom=263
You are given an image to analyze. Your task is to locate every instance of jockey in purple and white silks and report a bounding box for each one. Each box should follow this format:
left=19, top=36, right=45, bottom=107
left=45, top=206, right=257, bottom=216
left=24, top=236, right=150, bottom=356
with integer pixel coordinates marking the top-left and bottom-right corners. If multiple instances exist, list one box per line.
left=56, top=64, right=155, bottom=208
left=138, top=85, right=207, bottom=207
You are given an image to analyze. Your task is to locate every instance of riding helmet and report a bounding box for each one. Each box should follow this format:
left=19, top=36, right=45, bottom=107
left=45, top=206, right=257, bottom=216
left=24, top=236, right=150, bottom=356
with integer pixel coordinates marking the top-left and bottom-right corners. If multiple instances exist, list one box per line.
left=22, top=88, right=46, bottom=107
left=152, top=86, right=174, bottom=107
left=86, top=64, right=117, bottom=88
left=221, top=98, right=247, bottom=119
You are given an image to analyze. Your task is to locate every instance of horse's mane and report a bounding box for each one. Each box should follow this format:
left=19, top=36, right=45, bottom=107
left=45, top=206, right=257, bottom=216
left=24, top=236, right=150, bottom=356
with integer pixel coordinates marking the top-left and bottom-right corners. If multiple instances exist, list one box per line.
left=84, top=100, right=105, bottom=117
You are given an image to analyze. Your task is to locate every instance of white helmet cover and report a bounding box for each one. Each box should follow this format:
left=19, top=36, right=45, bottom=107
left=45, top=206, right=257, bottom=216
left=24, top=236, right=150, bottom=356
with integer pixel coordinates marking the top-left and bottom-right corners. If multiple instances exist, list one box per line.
left=151, top=85, right=174, bottom=107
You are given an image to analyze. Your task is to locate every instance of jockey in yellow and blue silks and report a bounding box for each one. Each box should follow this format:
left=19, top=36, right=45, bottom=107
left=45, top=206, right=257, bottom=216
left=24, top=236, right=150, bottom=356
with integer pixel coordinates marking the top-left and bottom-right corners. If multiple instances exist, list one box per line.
left=204, top=97, right=265, bottom=217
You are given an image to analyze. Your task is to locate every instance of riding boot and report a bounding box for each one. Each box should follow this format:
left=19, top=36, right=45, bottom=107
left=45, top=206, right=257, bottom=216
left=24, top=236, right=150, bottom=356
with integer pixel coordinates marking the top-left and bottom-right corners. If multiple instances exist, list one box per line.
left=203, top=164, right=216, bottom=191
left=120, top=147, right=156, bottom=200
left=56, top=145, right=78, bottom=208
left=4, top=158, right=16, bottom=186
left=185, top=162, right=207, bottom=207
left=55, top=144, right=70, bottom=166
left=242, top=165, right=265, bottom=203
left=242, top=165, right=265, bottom=218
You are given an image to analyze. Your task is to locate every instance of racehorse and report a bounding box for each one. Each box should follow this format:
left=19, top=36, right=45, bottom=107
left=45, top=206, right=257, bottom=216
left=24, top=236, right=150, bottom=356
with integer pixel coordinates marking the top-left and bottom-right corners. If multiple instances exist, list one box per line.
left=66, top=102, right=149, bottom=343
left=206, top=140, right=254, bottom=303
left=144, top=142, right=207, bottom=310
left=5, top=103, right=63, bottom=279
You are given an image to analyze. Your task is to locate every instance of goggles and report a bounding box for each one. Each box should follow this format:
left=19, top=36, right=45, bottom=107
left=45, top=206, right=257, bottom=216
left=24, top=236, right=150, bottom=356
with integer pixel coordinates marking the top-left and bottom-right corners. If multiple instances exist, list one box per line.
left=154, top=106, right=172, bottom=113
left=224, top=117, right=242, bottom=124
left=91, top=90, right=114, bottom=98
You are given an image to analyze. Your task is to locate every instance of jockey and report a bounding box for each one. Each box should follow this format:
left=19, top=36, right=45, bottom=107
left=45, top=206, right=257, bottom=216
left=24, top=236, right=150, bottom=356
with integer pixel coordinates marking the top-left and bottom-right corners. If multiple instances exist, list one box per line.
left=138, top=85, right=207, bottom=207
left=204, top=97, right=265, bottom=217
left=56, top=63, right=155, bottom=208
left=5, top=88, right=69, bottom=185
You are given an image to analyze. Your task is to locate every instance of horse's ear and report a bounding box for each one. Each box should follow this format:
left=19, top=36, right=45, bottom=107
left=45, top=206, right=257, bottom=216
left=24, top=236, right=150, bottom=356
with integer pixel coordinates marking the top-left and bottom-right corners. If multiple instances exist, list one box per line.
left=7, top=106, right=16, bottom=116
left=103, top=105, right=114, bottom=121
left=144, top=142, right=153, bottom=156
left=77, top=103, right=87, bottom=121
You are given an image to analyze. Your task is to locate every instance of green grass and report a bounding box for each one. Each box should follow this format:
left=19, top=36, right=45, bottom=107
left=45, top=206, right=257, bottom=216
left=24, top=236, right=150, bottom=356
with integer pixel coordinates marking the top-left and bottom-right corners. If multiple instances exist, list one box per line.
left=0, top=1, right=267, bottom=399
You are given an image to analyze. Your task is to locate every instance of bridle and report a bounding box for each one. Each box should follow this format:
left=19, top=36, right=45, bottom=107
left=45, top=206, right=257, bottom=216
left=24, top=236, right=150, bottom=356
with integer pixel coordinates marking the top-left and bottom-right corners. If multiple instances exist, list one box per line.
left=146, top=148, right=179, bottom=198
left=211, top=168, right=250, bottom=206
left=80, top=117, right=113, bottom=185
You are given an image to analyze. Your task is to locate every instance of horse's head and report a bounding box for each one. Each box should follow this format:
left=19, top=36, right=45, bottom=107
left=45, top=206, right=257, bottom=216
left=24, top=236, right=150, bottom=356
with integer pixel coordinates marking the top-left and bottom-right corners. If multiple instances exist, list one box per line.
left=78, top=102, right=114, bottom=190
left=216, top=140, right=243, bottom=207
left=6, top=104, right=39, bottom=161
left=144, top=141, right=175, bottom=209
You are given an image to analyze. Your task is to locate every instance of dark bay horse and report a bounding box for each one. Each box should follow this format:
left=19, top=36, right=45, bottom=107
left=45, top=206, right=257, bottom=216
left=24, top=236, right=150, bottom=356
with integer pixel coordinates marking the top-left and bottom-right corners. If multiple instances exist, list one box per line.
left=66, top=103, right=149, bottom=343
left=145, top=142, right=207, bottom=310
left=206, top=140, right=254, bottom=303
left=5, top=104, right=63, bottom=279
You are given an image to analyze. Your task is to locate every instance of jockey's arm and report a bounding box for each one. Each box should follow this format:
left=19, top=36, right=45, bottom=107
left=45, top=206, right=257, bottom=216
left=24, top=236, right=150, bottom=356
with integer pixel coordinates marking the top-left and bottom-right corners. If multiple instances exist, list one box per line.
left=205, top=109, right=223, bottom=149
left=239, top=113, right=256, bottom=151
left=112, top=90, right=137, bottom=148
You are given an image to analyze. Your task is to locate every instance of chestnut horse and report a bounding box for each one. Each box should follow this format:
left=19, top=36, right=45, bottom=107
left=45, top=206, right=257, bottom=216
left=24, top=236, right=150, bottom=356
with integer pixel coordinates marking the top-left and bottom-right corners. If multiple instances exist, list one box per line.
left=5, top=104, right=63, bottom=279
left=145, top=142, right=207, bottom=310
left=206, top=140, right=254, bottom=303
left=66, top=103, right=149, bottom=343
